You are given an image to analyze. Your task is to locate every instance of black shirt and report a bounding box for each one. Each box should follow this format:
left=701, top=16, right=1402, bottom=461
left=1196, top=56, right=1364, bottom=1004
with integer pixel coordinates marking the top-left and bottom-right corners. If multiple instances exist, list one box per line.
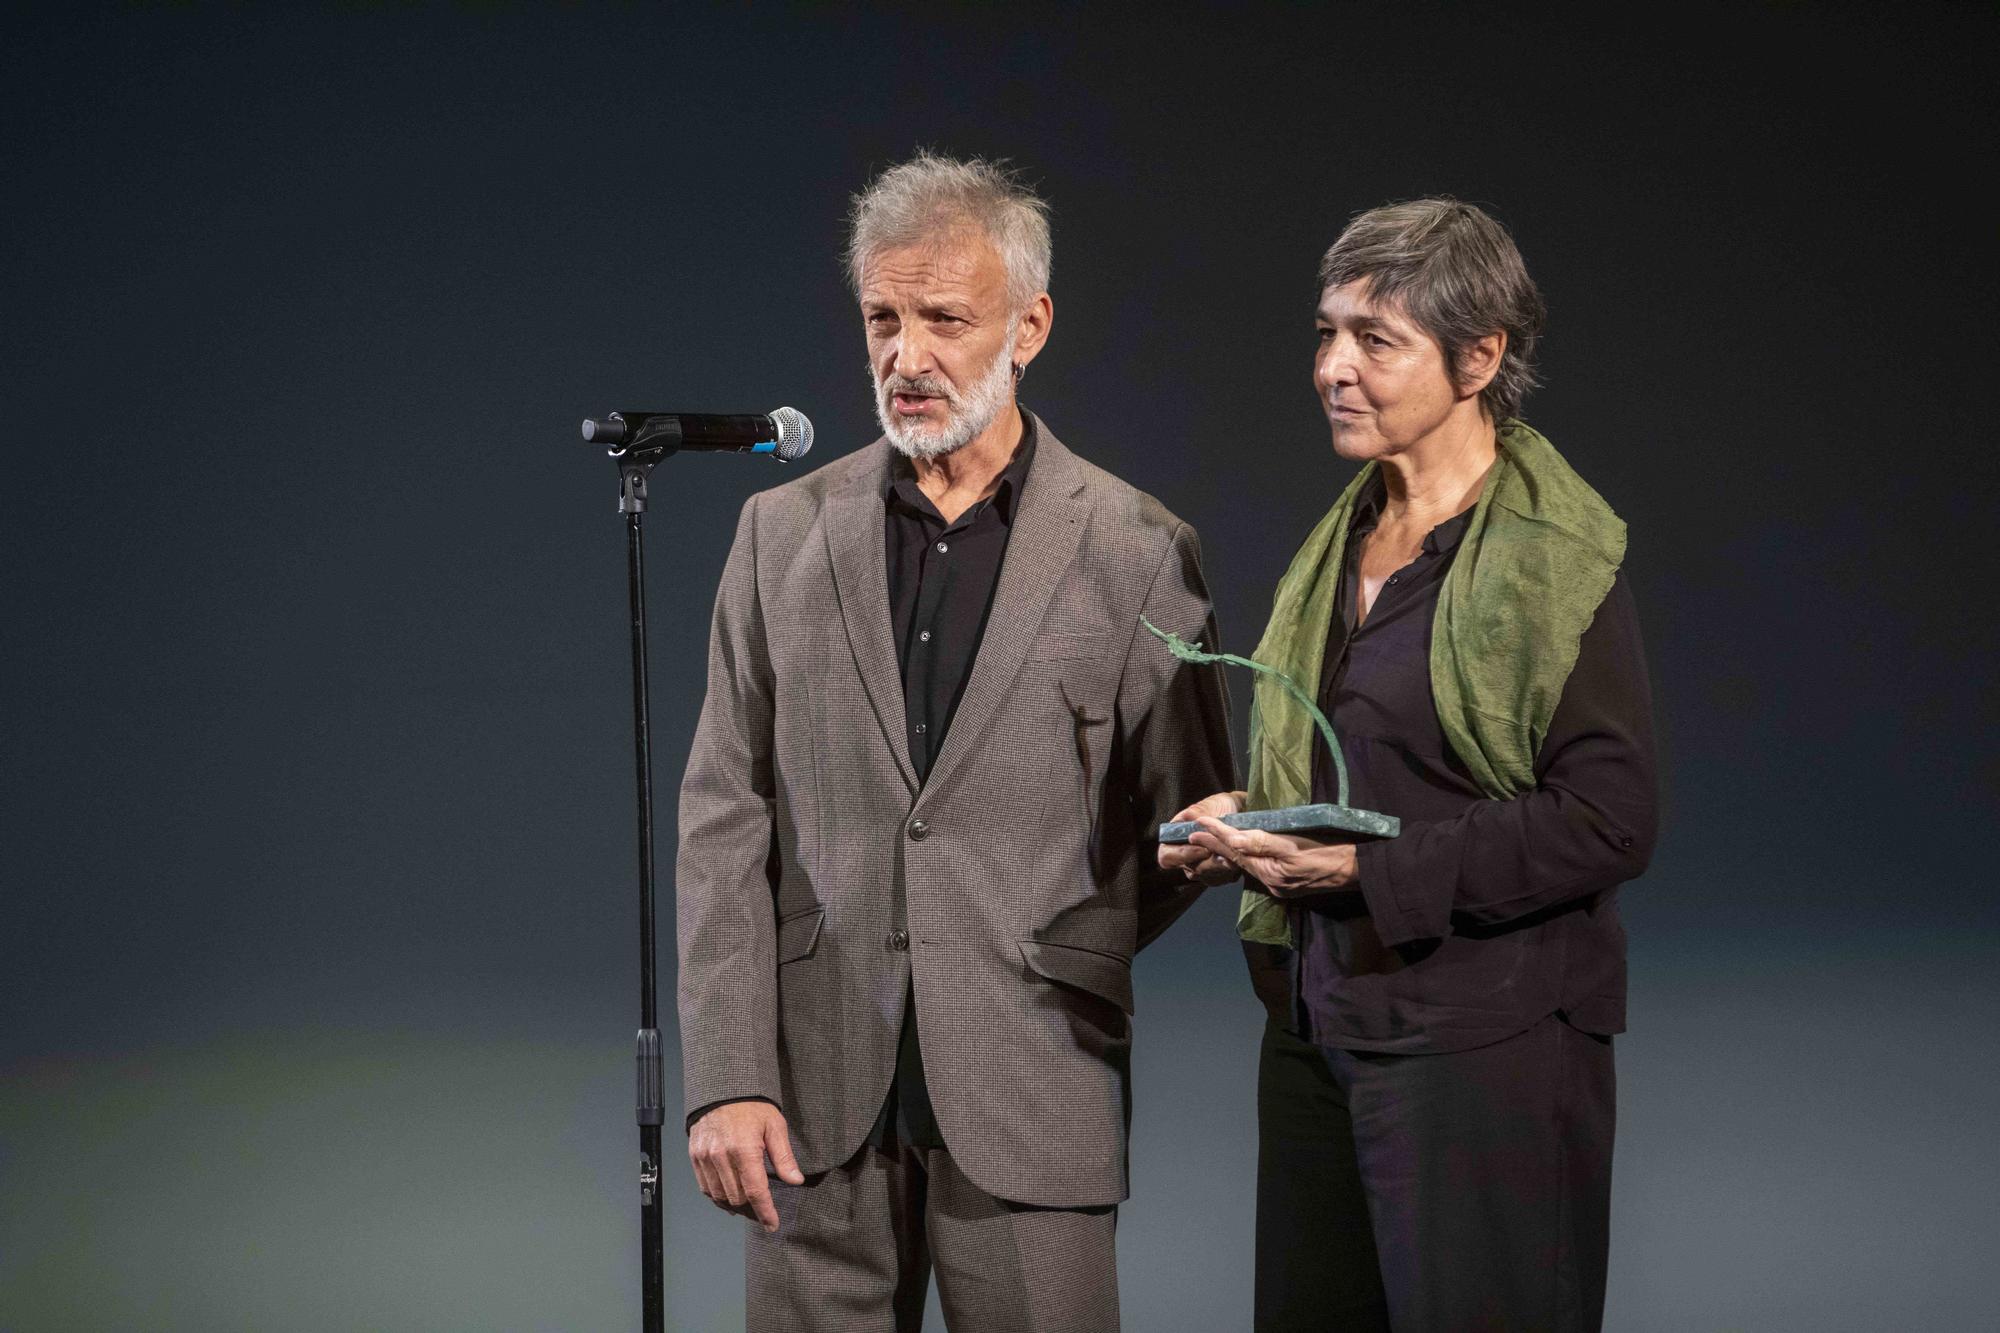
left=884, top=418, right=1037, bottom=782
left=1295, top=473, right=1659, bottom=1054
left=873, top=412, right=1037, bottom=1147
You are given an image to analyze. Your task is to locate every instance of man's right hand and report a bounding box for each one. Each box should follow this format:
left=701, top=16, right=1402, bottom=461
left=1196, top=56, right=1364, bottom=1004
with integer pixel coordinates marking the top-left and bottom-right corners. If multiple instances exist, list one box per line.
left=688, top=1099, right=805, bottom=1233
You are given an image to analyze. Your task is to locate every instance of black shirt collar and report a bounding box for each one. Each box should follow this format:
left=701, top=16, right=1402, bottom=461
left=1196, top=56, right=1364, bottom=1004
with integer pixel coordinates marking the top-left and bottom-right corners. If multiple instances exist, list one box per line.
left=886, top=407, right=1037, bottom=525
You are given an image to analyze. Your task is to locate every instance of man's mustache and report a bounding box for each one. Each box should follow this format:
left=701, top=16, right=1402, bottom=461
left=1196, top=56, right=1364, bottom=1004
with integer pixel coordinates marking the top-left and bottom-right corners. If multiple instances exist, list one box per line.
left=880, top=374, right=957, bottom=404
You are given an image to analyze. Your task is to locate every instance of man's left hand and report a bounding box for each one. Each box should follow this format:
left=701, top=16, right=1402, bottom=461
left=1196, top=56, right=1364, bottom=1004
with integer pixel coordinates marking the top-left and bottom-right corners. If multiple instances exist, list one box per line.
left=1190, top=816, right=1359, bottom=900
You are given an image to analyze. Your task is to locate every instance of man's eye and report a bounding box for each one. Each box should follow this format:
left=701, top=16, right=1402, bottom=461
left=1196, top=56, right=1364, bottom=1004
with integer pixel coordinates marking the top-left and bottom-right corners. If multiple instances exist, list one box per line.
left=1365, top=333, right=1391, bottom=348
left=1315, top=327, right=1335, bottom=341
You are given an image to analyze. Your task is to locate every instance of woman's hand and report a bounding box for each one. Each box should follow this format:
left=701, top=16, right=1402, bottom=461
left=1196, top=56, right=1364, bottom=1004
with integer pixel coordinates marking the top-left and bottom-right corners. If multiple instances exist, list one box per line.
left=1159, top=790, right=1248, bottom=886
left=1190, top=817, right=1359, bottom=900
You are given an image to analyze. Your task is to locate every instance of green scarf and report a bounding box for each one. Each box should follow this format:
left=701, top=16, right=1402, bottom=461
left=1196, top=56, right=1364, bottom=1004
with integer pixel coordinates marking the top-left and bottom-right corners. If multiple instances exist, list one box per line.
left=1238, top=420, right=1626, bottom=945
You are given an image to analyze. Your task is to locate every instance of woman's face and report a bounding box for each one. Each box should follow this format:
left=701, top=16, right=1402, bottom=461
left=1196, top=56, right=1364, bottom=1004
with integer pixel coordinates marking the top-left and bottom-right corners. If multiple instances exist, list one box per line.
left=1313, top=279, right=1463, bottom=462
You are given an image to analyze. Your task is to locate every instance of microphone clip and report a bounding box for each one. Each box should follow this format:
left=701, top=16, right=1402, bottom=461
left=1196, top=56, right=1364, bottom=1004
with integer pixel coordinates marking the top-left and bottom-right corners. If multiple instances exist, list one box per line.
left=618, top=456, right=654, bottom=515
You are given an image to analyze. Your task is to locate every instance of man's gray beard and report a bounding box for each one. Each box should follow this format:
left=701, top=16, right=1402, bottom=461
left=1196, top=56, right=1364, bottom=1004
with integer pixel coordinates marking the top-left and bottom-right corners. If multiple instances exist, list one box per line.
left=872, top=335, right=1017, bottom=461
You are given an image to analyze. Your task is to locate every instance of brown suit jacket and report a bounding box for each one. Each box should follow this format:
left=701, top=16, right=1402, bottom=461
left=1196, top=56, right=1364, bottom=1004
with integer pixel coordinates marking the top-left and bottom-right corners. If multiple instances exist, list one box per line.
left=676, top=417, right=1234, bottom=1207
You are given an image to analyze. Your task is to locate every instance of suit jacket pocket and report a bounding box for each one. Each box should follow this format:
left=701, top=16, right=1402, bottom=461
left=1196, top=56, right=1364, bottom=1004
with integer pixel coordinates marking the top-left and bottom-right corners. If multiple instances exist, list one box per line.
left=1027, top=631, right=1111, bottom=663
left=777, top=907, right=826, bottom=964
left=1020, top=940, right=1134, bottom=1014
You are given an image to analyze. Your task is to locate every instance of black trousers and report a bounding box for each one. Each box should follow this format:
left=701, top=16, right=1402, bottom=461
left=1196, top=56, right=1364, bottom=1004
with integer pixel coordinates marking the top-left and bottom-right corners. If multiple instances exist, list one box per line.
left=1254, top=1015, right=1615, bottom=1333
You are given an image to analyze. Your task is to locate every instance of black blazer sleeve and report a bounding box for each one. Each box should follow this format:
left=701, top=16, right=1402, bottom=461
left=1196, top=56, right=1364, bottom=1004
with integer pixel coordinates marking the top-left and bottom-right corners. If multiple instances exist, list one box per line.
left=1353, top=572, right=1659, bottom=947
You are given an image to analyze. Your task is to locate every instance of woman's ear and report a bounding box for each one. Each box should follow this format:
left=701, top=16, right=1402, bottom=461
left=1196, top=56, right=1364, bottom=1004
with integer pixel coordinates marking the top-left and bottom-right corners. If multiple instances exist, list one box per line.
left=1457, top=330, right=1507, bottom=399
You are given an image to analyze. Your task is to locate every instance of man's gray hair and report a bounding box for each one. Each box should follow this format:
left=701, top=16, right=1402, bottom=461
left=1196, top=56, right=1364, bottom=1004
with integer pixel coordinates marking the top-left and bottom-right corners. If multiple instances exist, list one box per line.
left=846, top=152, right=1052, bottom=312
left=1319, top=198, right=1546, bottom=422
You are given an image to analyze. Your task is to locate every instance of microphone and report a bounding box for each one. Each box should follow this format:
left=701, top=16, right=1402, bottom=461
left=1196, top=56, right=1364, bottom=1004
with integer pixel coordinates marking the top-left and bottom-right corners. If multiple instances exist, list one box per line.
left=582, top=408, right=814, bottom=462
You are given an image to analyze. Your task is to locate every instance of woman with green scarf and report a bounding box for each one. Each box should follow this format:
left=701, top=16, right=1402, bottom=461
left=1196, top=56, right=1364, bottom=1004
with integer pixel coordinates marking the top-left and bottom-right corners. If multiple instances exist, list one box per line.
left=1161, top=200, right=1659, bottom=1332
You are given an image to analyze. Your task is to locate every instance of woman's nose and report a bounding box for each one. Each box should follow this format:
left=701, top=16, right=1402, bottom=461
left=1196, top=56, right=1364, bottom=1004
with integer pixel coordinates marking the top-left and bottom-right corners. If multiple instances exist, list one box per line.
left=1316, top=338, right=1357, bottom=388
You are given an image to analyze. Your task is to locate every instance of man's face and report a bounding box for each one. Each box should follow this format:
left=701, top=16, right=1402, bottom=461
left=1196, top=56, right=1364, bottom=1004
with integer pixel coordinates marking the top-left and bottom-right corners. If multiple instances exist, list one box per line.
left=1313, top=279, right=1464, bottom=461
left=860, top=231, right=1019, bottom=459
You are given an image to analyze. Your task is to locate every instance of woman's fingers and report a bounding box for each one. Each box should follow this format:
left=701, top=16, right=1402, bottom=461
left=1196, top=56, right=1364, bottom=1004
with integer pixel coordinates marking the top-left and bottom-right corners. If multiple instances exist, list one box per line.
left=1194, top=817, right=1277, bottom=861
left=1163, top=793, right=1250, bottom=874
left=1181, top=852, right=1233, bottom=883
left=1188, top=829, right=1237, bottom=865
left=1190, top=816, right=1234, bottom=843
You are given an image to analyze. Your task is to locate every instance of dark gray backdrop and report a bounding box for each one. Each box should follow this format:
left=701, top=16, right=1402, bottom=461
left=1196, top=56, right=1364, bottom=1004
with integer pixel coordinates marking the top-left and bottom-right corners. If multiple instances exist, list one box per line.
left=4, top=4, right=1994, bottom=1329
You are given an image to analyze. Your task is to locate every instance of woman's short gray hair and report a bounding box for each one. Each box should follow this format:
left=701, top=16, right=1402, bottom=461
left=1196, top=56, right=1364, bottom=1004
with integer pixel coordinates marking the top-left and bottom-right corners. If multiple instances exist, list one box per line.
left=846, top=152, right=1052, bottom=312
left=1318, top=198, right=1546, bottom=422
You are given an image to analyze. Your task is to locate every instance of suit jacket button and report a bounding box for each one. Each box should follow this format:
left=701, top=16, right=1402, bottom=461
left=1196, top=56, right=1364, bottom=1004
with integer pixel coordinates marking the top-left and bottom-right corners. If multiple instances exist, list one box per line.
left=888, top=929, right=909, bottom=951
left=908, top=819, right=930, bottom=841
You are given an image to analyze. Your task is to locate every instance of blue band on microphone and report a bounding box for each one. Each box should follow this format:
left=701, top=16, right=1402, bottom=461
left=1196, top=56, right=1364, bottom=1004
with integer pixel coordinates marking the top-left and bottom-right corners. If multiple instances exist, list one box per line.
left=751, top=441, right=776, bottom=453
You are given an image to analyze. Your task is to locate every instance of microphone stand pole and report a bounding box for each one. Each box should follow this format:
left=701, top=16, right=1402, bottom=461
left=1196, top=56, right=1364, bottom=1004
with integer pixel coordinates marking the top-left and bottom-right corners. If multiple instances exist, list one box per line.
left=617, top=453, right=667, bottom=1333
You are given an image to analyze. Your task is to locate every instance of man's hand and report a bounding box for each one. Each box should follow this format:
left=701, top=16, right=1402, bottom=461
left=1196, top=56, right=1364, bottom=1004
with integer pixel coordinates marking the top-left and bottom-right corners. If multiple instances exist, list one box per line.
left=1159, top=790, right=1249, bottom=886
left=688, top=1100, right=805, bottom=1233
left=1190, top=816, right=1359, bottom=900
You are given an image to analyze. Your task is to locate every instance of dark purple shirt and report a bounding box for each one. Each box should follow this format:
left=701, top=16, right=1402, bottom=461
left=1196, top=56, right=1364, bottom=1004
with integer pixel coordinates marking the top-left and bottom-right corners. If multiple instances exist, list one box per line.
left=1295, top=475, right=1659, bottom=1054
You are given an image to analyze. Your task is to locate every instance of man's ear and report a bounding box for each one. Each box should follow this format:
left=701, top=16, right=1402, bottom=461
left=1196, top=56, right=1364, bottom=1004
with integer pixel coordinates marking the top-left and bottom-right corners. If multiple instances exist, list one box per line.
left=1012, top=292, right=1055, bottom=372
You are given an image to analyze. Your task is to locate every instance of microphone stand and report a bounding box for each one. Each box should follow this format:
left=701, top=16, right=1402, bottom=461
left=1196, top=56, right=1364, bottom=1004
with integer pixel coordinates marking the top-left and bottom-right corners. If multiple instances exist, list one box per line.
left=589, top=410, right=807, bottom=1329
left=616, top=453, right=667, bottom=1333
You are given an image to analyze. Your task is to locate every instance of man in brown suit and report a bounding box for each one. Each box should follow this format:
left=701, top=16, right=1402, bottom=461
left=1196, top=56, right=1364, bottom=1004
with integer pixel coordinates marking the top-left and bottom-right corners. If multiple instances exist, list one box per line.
left=676, top=153, right=1235, bottom=1331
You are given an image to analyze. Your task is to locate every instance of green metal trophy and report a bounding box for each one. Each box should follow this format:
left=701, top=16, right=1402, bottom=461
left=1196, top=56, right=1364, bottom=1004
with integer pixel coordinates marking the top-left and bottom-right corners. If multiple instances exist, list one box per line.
left=1145, top=618, right=1401, bottom=846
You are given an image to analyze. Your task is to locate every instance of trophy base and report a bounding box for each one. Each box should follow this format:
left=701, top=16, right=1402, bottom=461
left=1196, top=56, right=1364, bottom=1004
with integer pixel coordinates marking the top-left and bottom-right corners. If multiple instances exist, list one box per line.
left=1158, top=802, right=1401, bottom=845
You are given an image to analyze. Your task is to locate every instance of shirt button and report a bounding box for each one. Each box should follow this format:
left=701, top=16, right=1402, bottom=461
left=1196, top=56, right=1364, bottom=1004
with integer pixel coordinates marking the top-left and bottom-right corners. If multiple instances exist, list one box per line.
left=918, top=629, right=931, bottom=643
left=1388, top=575, right=1399, bottom=585
left=915, top=722, right=927, bottom=734
left=887, top=928, right=910, bottom=951
left=936, top=541, right=949, bottom=554
left=908, top=819, right=930, bottom=841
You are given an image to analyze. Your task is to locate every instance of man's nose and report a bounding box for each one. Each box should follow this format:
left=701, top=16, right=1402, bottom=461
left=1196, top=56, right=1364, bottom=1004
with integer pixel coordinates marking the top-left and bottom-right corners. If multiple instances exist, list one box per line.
left=891, top=327, right=934, bottom=381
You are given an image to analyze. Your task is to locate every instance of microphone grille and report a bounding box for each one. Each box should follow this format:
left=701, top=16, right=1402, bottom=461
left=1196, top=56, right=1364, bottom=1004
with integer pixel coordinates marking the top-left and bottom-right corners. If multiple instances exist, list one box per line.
left=770, top=406, right=814, bottom=462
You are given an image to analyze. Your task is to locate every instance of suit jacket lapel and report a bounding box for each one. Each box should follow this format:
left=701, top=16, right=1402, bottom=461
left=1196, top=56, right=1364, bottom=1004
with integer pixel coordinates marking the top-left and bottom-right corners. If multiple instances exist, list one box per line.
left=823, top=442, right=918, bottom=794
left=923, top=418, right=1089, bottom=796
